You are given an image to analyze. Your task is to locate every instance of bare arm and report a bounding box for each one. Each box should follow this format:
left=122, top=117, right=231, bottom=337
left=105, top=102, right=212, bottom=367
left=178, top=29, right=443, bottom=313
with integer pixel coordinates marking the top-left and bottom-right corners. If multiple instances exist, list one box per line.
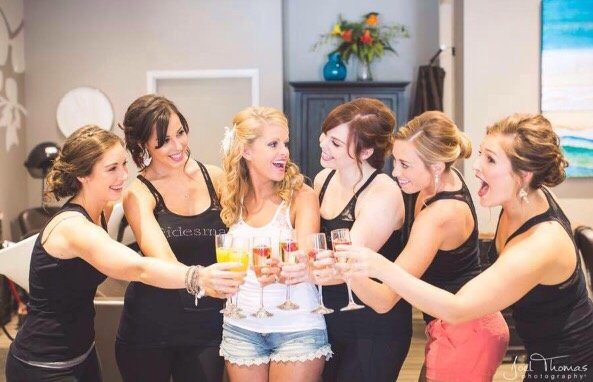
left=346, top=221, right=571, bottom=322
left=347, top=206, right=445, bottom=313
left=279, top=185, right=320, bottom=285
left=123, top=180, right=176, bottom=261
left=46, top=215, right=243, bottom=295
left=293, top=184, right=321, bottom=245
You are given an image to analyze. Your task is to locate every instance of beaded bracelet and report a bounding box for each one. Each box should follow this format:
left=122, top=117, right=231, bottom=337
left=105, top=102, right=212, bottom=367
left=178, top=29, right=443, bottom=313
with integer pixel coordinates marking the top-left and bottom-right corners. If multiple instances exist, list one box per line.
left=184, top=265, right=205, bottom=306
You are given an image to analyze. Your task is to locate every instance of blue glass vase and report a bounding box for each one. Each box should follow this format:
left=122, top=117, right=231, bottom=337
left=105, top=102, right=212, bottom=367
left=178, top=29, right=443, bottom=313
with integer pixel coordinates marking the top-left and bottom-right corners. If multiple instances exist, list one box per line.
left=323, top=52, right=347, bottom=81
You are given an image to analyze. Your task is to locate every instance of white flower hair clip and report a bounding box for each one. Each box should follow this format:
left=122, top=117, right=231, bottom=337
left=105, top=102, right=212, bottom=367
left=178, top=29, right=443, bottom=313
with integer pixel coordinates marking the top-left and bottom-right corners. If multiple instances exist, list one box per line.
left=221, top=124, right=236, bottom=154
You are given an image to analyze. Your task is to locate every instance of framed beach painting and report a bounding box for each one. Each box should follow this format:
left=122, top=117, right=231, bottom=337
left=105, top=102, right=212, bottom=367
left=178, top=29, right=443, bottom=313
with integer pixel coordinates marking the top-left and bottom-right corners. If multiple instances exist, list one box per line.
left=541, top=0, right=593, bottom=177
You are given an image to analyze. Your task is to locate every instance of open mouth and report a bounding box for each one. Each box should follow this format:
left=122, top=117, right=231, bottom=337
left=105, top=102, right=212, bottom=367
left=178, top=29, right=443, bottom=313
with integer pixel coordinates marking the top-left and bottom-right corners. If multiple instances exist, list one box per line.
left=476, top=176, right=490, bottom=197
left=272, top=160, right=286, bottom=170
left=396, top=178, right=410, bottom=187
left=169, top=152, right=184, bottom=162
left=110, top=185, right=124, bottom=192
left=321, top=151, right=333, bottom=161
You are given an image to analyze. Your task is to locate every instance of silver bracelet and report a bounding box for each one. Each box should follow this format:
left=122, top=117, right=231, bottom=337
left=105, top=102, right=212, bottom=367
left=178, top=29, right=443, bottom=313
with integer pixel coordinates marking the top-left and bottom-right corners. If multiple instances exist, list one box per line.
left=189, top=265, right=205, bottom=306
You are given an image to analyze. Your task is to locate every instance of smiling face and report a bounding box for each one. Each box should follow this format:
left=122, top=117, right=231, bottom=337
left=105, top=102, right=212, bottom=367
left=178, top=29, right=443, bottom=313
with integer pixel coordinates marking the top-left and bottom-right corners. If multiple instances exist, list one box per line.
left=473, top=134, right=521, bottom=207
left=145, top=112, right=188, bottom=169
left=391, top=139, right=433, bottom=194
left=79, top=143, right=128, bottom=202
left=319, top=123, right=356, bottom=170
left=243, top=123, right=289, bottom=182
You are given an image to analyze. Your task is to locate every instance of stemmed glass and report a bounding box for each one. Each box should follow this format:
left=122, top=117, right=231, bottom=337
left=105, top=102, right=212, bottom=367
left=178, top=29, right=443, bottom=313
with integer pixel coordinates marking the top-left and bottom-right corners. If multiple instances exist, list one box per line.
left=277, top=229, right=299, bottom=310
left=307, top=233, right=334, bottom=314
left=252, top=236, right=273, bottom=318
left=331, top=228, right=365, bottom=311
left=215, top=233, right=236, bottom=316
left=216, top=234, right=248, bottom=319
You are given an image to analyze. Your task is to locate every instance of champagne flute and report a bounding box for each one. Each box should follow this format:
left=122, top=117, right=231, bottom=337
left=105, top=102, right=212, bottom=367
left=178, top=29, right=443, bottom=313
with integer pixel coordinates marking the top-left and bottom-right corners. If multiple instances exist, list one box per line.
left=229, top=236, right=250, bottom=318
left=252, top=236, right=273, bottom=318
left=331, top=228, right=365, bottom=311
left=215, top=233, right=235, bottom=316
left=277, top=229, right=300, bottom=310
left=307, top=233, right=334, bottom=314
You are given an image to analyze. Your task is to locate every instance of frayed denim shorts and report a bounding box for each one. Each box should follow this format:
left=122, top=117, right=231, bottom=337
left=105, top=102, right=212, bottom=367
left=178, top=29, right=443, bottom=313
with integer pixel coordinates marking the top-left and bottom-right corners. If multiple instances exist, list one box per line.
left=219, top=322, right=332, bottom=366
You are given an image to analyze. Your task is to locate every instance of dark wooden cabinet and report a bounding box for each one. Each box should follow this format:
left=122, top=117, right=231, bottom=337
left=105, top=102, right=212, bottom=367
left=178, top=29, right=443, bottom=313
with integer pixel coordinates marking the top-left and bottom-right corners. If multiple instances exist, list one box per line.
left=287, top=81, right=409, bottom=179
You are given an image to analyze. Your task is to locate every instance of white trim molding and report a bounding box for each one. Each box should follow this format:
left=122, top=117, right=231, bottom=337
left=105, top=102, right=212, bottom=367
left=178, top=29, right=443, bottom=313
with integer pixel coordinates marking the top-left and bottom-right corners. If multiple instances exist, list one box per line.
left=146, top=69, right=260, bottom=106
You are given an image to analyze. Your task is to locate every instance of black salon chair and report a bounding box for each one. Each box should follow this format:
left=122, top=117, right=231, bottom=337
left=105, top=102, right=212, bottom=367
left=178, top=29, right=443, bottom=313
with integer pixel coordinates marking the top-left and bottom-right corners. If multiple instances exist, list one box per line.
left=17, top=206, right=61, bottom=240
left=575, top=225, right=593, bottom=295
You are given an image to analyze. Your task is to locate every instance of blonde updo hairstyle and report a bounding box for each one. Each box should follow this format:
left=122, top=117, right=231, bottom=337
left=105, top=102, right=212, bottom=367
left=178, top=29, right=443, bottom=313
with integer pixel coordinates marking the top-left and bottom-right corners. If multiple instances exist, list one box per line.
left=486, top=113, right=568, bottom=189
left=45, top=125, right=123, bottom=201
left=395, top=111, right=472, bottom=170
left=220, top=106, right=304, bottom=226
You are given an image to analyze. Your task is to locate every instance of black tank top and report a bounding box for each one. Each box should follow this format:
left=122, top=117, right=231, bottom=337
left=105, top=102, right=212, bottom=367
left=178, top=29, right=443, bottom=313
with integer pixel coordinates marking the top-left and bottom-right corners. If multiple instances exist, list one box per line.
left=490, top=188, right=593, bottom=377
left=117, top=161, right=227, bottom=347
left=403, top=168, right=482, bottom=323
left=11, top=202, right=107, bottom=362
left=319, top=170, right=412, bottom=340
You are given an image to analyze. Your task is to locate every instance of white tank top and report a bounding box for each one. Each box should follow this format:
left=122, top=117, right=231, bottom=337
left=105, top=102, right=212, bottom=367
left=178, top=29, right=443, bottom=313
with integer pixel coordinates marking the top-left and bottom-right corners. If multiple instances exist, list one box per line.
left=224, top=201, right=326, bottom=333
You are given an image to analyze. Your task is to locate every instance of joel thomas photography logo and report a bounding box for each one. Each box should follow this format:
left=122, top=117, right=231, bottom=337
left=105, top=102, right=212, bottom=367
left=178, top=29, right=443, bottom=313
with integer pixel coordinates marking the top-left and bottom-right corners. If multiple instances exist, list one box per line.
left=503, top=353, right=589, bottom=381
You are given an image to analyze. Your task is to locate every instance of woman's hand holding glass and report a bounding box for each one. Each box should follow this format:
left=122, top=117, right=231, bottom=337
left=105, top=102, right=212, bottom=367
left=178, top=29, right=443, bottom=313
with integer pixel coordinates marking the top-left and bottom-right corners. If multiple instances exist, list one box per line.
left=215, top=234, right=248, bottom=318
left=277, top=229, right=302, bottom=310
left=334, top=244, right=384, bottom=280
left=306, top=233, right=334, bottom=314
left=331, top=228, right=364, bottom=311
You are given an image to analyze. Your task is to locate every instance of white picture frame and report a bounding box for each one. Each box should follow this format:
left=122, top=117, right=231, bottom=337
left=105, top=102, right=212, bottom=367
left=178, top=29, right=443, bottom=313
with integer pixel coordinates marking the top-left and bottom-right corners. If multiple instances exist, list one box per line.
left=146, top=69, right=260, bottom=106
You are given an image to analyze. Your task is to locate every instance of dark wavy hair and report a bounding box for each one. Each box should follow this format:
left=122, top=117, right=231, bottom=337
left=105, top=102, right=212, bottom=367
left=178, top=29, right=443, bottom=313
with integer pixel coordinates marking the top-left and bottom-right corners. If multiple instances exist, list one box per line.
left=119, top=94, right=189, bottom=169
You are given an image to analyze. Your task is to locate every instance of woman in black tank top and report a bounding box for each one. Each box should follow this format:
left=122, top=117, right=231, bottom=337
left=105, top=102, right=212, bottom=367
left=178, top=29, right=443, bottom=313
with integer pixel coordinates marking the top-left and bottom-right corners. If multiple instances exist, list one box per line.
left=6, top=126, right=241, bottom=382
left=333, top=111, right=509, bottom=382
left=344, top=113, right=593, bottom=381
left=312, top=98, right=411, bottom=382
left=115, top=95, right=242, bottom=382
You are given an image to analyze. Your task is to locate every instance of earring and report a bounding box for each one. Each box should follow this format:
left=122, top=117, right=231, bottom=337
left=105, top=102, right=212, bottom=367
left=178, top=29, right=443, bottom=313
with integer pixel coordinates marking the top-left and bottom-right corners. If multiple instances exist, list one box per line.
left=519, top=188, right=529, bottom=204
left=142, top=148, right=152, bottom=167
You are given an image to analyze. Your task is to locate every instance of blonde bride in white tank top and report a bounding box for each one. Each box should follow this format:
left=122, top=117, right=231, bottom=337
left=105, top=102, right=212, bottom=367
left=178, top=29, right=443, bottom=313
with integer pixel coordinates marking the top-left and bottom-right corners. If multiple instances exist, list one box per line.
left=218, top=106, right=332, bottom=382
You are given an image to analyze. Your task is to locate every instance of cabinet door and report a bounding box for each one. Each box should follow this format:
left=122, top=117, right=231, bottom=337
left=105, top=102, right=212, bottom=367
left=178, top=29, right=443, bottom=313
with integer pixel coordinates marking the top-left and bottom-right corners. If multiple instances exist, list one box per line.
left=296, top=93, right=348, bottom=179
left=349, top=93, right=401, bottom=123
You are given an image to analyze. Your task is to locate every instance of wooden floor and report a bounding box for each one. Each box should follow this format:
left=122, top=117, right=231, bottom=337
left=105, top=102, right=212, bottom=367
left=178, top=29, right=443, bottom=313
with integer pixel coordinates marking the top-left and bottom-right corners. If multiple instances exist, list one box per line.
left=0, top=310, right=524, bottom=382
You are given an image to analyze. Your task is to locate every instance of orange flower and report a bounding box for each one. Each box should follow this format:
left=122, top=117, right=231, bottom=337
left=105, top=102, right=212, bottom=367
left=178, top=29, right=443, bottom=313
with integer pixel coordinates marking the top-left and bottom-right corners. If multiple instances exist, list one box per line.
left=360, top=29, right=373, bottom=45
left=341, top=29, right=353, bottom=42
left=366, top=12, right=378, bottom=25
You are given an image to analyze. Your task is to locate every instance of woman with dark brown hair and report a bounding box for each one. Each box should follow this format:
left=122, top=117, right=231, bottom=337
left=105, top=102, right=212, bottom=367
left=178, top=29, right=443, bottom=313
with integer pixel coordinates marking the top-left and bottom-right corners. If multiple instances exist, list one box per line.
left=312, top=97, right=412, bottom=382
left=115, top=94, right=239, bottom=382
left=5, top=125, right=244, bottom=382
left=343, top=113, right=593, bottom=381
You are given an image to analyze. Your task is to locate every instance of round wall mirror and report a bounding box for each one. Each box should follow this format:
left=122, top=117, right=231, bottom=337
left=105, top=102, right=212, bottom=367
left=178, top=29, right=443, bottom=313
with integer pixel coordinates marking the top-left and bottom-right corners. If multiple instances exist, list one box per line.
left=56, top=87, right=114, bottom=137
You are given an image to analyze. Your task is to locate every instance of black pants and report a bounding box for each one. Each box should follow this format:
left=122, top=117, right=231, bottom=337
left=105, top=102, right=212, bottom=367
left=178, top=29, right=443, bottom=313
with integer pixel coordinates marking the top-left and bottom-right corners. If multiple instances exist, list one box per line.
left=115, top=341, right=223, bottom=382
left=322, top=335, right=412, bottom=382
left=6, top=348, right=102, bottom=382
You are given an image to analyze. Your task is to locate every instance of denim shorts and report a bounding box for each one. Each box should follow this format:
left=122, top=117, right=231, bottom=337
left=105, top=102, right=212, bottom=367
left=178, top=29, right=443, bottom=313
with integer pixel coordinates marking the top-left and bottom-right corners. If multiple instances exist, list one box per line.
left=220, top=322, right=332, bottom=366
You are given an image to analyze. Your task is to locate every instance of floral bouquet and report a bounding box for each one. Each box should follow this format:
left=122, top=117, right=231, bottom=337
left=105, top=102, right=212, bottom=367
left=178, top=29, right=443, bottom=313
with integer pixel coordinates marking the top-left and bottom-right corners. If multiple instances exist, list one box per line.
left=312, top=12, right=409, bottom=66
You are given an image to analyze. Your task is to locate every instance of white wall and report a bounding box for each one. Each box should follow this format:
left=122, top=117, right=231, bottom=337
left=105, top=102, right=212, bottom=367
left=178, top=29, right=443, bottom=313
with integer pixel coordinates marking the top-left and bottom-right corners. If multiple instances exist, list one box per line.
left=463, top=0, right=593, bottom=231
left=284, top=0, right=439, bottom=86
left=0, top=0, right=28, bottom=240
left=23, top=0, right=283, bottom=205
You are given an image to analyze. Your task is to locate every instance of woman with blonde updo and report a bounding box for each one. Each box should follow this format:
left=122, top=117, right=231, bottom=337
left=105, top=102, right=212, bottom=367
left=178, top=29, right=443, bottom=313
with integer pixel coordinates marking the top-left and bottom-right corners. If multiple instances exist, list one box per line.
left=5, top=125, right=244, bottom=382
left=219, top=106, right=332, bottom=382
left=332, top=111, right=510, bottom=382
